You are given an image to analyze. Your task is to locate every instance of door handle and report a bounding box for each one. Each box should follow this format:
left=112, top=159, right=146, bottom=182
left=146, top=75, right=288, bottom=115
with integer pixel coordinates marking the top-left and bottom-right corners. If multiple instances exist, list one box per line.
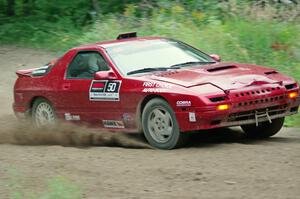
left=62, top=83, right=71, bottom=90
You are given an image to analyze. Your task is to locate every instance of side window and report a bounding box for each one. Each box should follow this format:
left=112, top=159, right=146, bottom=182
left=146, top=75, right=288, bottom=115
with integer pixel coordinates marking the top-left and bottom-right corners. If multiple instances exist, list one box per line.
left=66, top=51, right=110, bottom=79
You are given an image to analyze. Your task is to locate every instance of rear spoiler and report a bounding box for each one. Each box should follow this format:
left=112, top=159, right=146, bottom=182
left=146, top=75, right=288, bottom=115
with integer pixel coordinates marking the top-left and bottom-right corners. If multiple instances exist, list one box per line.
left=16, top=68, right=36, bottom=77
left=16, top=65, right=49, bottom=78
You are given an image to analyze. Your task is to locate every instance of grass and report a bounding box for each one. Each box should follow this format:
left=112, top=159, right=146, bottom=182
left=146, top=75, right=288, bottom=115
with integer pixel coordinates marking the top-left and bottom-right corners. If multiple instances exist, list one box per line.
left=0, top=5, right=299, bottom=126
left=6, top=169, right=81, bottom=199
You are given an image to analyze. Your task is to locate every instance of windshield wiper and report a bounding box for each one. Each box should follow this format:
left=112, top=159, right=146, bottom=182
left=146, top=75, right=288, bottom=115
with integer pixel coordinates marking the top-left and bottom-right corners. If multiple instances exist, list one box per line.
left=127, top=67, right=180, bottom=75
left=170, top=61, right=216, bottom=68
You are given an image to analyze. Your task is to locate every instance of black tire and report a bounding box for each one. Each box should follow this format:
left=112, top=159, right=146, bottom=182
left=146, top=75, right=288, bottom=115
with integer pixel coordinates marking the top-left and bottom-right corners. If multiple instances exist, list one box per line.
left=142, top=98, right=188, bottom=149
left=241, top=117, right=285, bottom=138
left=32, top=98, right=57, bottom=127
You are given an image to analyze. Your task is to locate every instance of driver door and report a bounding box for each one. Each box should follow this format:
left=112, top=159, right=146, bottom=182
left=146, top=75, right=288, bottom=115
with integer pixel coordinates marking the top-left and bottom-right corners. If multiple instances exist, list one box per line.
left=58, top=50, right=123, bottom=127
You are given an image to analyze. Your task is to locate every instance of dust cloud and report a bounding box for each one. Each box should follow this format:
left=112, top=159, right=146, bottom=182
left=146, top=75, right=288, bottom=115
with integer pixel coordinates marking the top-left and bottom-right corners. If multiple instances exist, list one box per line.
left=0, top=115, right=150, bottom=149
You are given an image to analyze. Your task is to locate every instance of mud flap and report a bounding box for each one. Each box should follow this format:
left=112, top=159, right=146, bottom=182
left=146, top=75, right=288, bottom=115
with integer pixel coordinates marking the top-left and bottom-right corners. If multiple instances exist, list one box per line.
left=255, top=109, right=272, bottom=126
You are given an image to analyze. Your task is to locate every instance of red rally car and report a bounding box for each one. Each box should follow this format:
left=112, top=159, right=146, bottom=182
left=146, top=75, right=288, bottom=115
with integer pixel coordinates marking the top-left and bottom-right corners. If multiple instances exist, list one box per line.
left=13, top=32, right=300, bottom=149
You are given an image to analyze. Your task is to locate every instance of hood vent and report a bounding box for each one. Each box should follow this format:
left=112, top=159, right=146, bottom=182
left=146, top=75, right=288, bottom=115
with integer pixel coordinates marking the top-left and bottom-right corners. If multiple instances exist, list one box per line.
left=264, top=71, right=278, bottom=75
left=207, top=65, right=236, bottom=72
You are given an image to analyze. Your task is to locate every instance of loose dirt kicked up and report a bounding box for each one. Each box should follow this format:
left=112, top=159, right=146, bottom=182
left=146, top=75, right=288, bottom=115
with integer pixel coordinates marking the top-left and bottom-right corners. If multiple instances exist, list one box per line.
left=0, top=45, right=300, bottom=199
left=0, top=115, right=150, bottom=148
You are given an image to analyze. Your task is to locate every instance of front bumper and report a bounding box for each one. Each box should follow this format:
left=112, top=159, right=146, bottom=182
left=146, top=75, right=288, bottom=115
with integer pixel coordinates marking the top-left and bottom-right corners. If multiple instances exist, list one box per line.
left=176, top=96, right=300, bottom=132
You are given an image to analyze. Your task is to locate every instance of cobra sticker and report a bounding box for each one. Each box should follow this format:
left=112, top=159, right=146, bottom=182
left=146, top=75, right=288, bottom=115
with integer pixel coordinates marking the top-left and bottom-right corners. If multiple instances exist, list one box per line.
left=89, top=80, right=121, bottom=101
left=176, top=101, right=192, bottom=107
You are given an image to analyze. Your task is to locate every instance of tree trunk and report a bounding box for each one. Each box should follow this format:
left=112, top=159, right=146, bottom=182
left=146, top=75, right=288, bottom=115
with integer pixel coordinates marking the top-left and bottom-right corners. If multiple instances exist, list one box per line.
left=91, top=0, right=100, bottom=14
left=23, top=0, right=30, bottom=16
left=7, top=0, right=15, bottom=16
left=0, top=0, right=4, bottom=16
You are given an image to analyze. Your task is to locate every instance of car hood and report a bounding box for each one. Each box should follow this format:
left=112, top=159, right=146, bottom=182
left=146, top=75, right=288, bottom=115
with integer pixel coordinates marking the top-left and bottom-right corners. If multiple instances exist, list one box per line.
left=146, top=62, right=288, bottom=91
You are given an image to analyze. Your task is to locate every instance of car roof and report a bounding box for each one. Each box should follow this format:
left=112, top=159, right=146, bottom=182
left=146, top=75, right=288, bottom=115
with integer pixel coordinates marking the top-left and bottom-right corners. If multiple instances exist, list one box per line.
left=74, top=36, right=165, bottom=50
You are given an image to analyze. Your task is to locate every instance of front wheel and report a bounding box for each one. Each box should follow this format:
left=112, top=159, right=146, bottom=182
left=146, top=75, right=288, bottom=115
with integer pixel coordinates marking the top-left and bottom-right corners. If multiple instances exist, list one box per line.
left=241, top=117, right=285, bottom=138
left=142, top=98, right=188, bottom=149
left=32, top=98, right=57, bottom=127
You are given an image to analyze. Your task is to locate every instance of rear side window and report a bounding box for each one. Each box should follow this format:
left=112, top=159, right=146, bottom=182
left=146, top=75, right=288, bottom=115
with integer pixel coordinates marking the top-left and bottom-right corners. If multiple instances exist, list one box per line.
left=66, top=51, right=110, bottom=79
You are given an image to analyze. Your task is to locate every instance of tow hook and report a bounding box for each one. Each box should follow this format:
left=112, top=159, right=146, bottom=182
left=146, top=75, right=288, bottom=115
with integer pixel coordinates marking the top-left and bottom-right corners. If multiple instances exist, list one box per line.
left=255, top=109, right=272, bottom=126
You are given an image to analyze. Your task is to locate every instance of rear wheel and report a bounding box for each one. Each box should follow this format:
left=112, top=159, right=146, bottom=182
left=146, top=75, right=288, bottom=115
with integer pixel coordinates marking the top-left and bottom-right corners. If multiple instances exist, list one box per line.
left=32, top=98, right=56, bottom=127
left=241, top=117, right=284, bottom=138
left=142, top=98, right=188, bottom=149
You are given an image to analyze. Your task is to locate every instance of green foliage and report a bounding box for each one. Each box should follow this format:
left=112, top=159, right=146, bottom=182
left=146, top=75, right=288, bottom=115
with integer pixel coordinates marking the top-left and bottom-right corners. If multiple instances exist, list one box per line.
left=39, top=176, right=81, bottom=199
left=33, top=0, right=90, bottom=25
left=285, top=114, right=300, bottom=127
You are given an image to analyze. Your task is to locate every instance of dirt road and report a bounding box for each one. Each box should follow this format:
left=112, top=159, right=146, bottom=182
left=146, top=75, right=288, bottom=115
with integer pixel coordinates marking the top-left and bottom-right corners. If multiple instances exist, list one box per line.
left=0, top=46, right=299, bottom=199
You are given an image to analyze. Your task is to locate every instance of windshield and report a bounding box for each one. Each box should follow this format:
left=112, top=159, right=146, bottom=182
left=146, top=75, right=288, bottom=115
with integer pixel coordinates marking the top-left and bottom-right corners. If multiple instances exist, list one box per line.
left=105, top=39, right=215, bottom=75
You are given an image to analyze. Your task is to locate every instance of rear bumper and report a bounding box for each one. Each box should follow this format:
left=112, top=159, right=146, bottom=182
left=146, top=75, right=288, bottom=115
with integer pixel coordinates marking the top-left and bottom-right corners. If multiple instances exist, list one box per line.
left=176, top=96, right=300, bottom=132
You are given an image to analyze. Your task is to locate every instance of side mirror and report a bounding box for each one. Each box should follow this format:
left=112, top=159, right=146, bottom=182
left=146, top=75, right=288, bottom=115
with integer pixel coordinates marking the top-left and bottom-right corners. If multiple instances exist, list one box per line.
left=210, top=54, right=221, bottom=62
left=94, top=70, right=117, bottom=80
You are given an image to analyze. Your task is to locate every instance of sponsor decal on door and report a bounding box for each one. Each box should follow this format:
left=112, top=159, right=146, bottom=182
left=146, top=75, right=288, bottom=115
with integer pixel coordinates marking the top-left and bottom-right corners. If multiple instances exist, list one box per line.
left=102, top=120, right=125, bottom=128
left=64, top=113, right=81, bottom=121
left=89, top=80, right=121, bottom=101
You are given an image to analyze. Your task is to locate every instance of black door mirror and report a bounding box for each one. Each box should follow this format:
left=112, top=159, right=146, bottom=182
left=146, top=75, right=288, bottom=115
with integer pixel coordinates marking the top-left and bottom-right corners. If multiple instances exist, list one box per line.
left=210, top=54, right=221, bottom=62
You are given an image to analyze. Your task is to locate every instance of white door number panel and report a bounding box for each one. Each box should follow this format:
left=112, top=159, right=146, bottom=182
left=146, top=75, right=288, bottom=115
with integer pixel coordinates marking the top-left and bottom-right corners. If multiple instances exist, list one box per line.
left=89, top=80, right=121, bottom=101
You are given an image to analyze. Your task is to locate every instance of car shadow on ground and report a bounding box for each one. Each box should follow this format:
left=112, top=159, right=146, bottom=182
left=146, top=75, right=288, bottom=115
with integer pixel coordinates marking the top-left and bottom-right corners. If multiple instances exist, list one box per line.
left=127, top=127, right=300, bottom=149
left=185, top=127, right=300, bottom=148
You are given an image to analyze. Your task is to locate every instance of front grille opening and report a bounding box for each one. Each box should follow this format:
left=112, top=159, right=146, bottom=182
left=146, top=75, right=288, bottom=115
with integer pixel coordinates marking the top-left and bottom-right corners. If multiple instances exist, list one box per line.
left=211, top=120, right=221, bottom=125
left=234, top=88, right=274, bottom=98
left=290, top=107, right=299, bottom=112
left=209, top=96, right=226, bottom=102
left=265, top=71, right=278, bottom=75
left=228, top=104, right=288, bottom=122
left=285, top=84, right=297, bottom=90
left=236, top=95, right=285, bottom=107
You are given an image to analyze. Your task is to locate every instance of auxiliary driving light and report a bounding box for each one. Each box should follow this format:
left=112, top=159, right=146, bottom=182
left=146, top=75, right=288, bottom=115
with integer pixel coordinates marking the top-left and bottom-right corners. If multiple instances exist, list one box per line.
left=217, top=104, right=230, bottom=111
left=288, top=91, right=298, bottom=99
